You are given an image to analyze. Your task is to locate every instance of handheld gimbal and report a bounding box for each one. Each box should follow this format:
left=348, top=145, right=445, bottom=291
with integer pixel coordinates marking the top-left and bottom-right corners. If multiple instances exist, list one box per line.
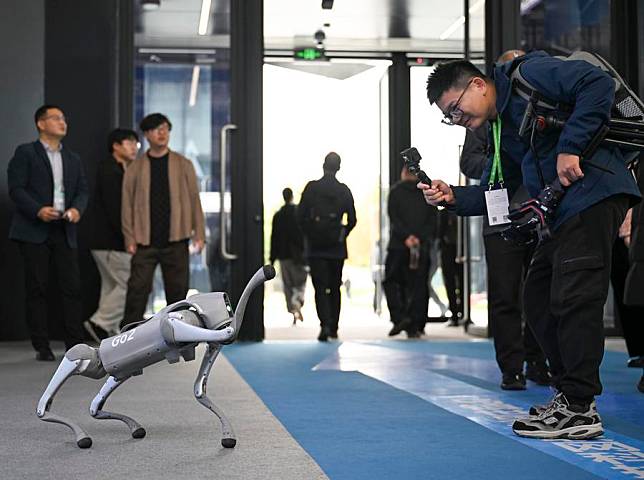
left=36, top=265, right=275, bottom=449
left=400, top=147, right=432, bottom=185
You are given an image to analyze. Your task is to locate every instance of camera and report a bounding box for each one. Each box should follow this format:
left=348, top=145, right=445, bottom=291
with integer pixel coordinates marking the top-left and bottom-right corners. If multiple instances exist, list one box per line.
left=501, top=181, right=564, bottom=245
left=400, top=147, right=432, bottom=185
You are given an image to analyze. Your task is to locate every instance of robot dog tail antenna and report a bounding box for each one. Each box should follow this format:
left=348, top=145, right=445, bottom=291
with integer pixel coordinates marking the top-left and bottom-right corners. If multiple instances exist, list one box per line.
left=232, top=264, right=276, bottom=334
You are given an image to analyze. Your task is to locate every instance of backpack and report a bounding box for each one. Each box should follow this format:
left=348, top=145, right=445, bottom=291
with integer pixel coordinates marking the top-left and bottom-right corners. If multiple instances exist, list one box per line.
left=510, top=51, right=644, bottom=163
left=305, top=187, right=345, bottom=249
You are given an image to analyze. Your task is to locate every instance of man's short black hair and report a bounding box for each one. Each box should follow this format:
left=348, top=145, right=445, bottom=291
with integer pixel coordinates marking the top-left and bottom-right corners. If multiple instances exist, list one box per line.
left=282, top=187, right=293, bottom=203
left=425, top=61, right=488, bottom=105
left=323, top=151, right=341, bottom=173
left=139, top=113, right=172, bottom=132
left=108, top=128, right=139, bottom=153
left=34, top=104, right=64, bottom=128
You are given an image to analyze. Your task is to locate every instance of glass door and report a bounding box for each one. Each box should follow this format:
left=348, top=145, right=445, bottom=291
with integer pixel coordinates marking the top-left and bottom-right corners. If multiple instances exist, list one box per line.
left=410, top=65, right=467, bottom=322
left=134, top=51, right=232, bottom=313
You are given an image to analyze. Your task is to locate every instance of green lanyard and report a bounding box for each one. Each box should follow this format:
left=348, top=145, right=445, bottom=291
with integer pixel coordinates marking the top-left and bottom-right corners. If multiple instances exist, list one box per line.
left=489, top=117, right=504, bottom=188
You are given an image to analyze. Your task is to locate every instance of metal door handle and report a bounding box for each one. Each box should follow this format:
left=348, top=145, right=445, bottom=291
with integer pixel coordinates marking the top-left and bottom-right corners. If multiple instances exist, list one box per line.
left=220, top=124, right=238, bottom=260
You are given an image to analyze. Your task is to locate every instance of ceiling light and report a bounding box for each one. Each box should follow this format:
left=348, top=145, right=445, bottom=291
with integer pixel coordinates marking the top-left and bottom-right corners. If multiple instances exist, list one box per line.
left=141, top=0, right=160, bottom=11
left=198, top=0, right=212, bottom=35
left=189, top=66, right=200, bottom=107
left=439, top=0, right=485, bottom=40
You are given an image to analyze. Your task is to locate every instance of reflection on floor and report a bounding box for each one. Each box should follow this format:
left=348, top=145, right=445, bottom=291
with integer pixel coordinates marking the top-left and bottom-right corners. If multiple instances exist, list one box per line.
left=226, top=340, right=644, bottom=480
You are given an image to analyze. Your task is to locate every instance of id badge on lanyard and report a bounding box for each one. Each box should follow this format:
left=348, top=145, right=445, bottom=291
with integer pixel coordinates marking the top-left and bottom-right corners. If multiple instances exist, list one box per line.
left=486, top=117, right=510, bottom=226
left=485, top=188, right=510, bottom=226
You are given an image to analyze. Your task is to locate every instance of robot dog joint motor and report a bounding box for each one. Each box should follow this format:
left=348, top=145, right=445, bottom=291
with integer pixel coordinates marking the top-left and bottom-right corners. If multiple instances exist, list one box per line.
left=36, top=265, right=275, bottom=449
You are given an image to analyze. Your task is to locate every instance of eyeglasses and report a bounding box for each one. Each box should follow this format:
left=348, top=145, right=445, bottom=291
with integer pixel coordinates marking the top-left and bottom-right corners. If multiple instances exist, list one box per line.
left=441, top=79, right=474, bottom=126
left=42, top=114, right=67, bottom=123
left=151, top=124, right=171, bottom=133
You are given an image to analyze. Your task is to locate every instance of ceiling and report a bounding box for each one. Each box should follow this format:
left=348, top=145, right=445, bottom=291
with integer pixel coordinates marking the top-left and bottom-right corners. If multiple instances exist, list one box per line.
left=136, top=0, right=485, bottom=55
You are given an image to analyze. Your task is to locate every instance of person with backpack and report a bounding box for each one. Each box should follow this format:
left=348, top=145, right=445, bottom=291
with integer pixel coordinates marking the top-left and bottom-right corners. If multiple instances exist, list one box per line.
left=297, top=152, right=356, bottom=341
left=418, top=51, right=640, bottom=440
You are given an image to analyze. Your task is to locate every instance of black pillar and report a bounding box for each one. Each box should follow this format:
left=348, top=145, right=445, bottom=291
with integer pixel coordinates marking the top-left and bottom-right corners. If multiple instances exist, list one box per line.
left=484, top=0, right=521, bottom=75
left=388, top=53, right=410, bottom=186
left=611, top=0, right=642, bottom=93
left=45, top=0, right=134, bottom=336
left=0, top=0, right=45, bottom=340
left=230, top=0, right=265, bottom=341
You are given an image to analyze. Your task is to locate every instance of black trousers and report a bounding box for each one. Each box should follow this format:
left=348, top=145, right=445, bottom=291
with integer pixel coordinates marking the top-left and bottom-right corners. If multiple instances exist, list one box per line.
left=122, top=241, right=190, bottom=327
left=308, top=257, right=344, bottom=333
left=611, top=239, right=644, bottom=358
left=484, top=233, right=545, bottom=375
left=523, top=195, right=629, bottom=403
left=383, top=247, right=430, bottom=333
left=18, top=223, right=84, bottom=351
left=440, top=243, right=464, bottom=319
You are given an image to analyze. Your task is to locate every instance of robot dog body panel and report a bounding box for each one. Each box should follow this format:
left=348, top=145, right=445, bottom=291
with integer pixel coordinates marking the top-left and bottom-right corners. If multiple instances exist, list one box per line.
left=99, top=309, right=206, bottom=380
left=36, top=265, right=275, bottom=449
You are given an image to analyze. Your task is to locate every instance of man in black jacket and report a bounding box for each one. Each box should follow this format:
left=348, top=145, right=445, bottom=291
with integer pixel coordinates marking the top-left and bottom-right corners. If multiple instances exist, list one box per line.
left=297, top=152, right=356, bottom=341
left=7, top=105, right=88, bottom=361
left=460, top=124, right=550, bottom=390
left=84, top=129, right=139, bottom=342
left=270, top=187, right=307, bottom=324
left=384, top=166, right=437, bottom=338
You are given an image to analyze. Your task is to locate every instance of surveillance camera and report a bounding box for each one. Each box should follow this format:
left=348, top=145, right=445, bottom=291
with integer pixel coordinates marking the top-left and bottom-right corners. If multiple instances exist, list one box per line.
left=314, top=30, right=326, bottom=43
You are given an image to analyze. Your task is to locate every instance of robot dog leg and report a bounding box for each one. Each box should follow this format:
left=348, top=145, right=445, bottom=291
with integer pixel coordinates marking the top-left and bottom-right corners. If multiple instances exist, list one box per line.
left=89, top=375, right=146, bottom=440
left=36, top=344, right=107, bottom=448
left=194, top=343, right=238, bottom=448
left=191, top=265, right=278, bottom=448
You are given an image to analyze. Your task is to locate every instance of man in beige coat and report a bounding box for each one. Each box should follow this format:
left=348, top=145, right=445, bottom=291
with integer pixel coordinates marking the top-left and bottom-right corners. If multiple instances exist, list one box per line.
left=121, top=113, right=205, bottom=327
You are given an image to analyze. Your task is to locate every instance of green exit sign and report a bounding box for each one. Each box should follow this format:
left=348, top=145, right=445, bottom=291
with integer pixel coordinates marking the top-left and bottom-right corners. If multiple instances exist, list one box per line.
left=294, top=47, right=326, bottom=61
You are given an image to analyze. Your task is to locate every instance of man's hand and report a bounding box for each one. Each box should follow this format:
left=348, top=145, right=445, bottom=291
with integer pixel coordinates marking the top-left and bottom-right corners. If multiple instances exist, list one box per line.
left=417, top=180, right=455, bottom=206
left=557, top=153, right=584, bottom=187
left=127, top=244, right=137, bottom=255
left=192, top=239, right=205, bottom=254
left=404, top=235, right=419, bottom=249
left=63, top=208, right=81, bottom=223
left=619, top=208, right=632, bottom=247
left=37, top=206, right=61, bottom=222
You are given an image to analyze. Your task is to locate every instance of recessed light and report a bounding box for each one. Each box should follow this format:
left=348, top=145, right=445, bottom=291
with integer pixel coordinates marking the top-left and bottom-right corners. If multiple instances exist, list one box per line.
left=141, top=0, right=160, bottom=11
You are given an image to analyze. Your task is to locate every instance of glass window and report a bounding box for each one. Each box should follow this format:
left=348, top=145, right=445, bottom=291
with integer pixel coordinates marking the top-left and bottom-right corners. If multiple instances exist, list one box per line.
left=521, top=0, right=612, bottom=59
left=134, top=55, right=231, bottom=315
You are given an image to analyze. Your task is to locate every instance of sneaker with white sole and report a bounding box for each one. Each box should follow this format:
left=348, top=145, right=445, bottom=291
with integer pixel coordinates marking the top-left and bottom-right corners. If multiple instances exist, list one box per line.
left=513, top=393, right=603, bottom=440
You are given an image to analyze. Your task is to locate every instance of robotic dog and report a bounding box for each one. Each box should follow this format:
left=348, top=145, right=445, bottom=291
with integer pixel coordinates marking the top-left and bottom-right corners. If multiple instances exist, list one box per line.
left=36, top=265, right=275, bottom=449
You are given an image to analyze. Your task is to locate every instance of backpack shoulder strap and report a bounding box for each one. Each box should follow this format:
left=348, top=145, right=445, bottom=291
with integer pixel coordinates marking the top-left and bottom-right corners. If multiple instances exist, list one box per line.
left=510, top=61, right=570, bottom=112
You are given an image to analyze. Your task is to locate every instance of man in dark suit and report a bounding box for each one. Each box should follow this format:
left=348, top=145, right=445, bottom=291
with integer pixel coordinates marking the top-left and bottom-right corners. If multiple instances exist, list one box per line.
left=384, top=166, right=437, bottom=338
left=7, top=104, right=88, bottom=361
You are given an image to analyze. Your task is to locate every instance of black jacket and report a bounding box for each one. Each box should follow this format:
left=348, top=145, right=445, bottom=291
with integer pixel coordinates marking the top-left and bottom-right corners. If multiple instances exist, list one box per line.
left=387, top=180, right=437, bottom=250
left=8, top=140, right=88, bottom=248
left=457, top=122, right=529, bottom=237
left=297, top=173, right=356, bottom=259
left=270, top=203, right=304, bottom=264
left=625, top=164, right=644, bottom=305
left=90, top=157, right=126, bottom=250
left=460, top=125, right=488, bottom=181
